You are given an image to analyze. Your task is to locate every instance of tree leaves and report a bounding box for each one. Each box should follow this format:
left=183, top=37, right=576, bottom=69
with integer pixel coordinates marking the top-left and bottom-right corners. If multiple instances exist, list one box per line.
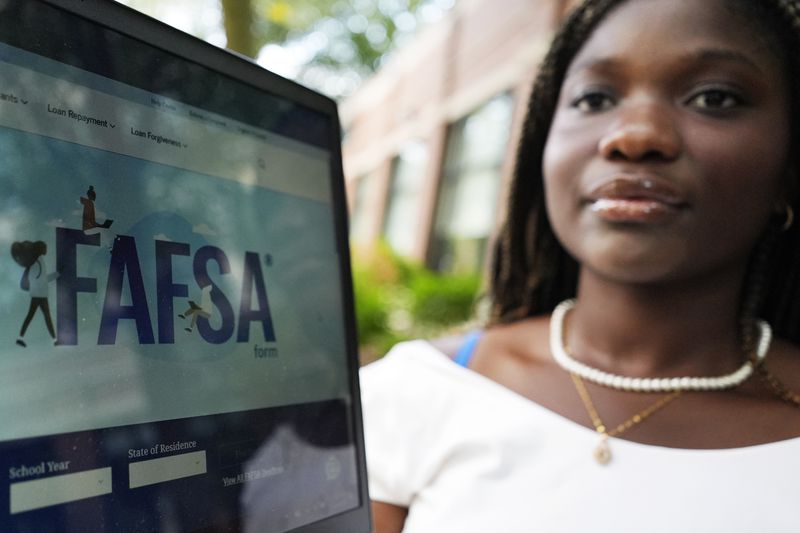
left=224, top=0, right=452, bottom=97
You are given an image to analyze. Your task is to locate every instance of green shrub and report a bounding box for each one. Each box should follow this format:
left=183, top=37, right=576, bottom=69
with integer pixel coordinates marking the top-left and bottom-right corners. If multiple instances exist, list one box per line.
left=410, top=271, right=481, bottom=326
left=351, top=243, right=482, bottom=361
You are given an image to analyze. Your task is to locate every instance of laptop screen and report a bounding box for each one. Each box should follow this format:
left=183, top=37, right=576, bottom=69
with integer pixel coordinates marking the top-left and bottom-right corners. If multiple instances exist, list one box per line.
left=0, top=1, right=369, bottom=532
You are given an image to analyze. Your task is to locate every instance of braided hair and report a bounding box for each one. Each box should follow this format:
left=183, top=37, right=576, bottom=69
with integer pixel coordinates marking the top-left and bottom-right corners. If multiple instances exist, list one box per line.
left=490, top=0, right=800, bottom=344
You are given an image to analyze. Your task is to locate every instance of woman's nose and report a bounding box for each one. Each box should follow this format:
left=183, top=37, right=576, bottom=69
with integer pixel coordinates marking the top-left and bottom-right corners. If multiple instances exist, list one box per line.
left=598, top=103, right=681, bottom=162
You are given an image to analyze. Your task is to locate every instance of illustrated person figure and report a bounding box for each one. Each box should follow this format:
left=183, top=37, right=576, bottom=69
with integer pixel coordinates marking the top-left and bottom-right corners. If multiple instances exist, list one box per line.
left=179, top=283, right=213, bottom=333
left=80, top=185, right=115, bottom=248
left=12, top=241, right=58, bottom=347
left=361, top=1, right=800, bottom=532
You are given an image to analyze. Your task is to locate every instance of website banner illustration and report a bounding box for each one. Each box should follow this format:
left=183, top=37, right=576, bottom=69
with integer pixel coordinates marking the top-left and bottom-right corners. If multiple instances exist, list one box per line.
left=0, top=129, right=350, bottom=442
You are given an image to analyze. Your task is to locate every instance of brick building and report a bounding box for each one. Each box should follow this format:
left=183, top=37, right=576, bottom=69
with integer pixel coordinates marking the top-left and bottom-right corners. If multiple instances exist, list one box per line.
left=342, top=0, right=579, bottom=274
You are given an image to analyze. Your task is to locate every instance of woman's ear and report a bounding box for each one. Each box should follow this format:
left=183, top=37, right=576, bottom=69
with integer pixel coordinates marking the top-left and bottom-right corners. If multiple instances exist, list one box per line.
left=784, top=166, right=799, bottom=205
left=772, top=167, right=799, bottom=231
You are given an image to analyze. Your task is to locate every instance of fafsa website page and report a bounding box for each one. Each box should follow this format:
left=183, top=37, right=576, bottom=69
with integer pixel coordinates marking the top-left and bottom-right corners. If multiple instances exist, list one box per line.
left=0, top=40, right=359, bottom=531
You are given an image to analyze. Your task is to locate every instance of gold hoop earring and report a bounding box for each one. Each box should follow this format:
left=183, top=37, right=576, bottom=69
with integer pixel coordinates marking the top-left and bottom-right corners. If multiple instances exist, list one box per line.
left=782, top=205, right=794, bottom=232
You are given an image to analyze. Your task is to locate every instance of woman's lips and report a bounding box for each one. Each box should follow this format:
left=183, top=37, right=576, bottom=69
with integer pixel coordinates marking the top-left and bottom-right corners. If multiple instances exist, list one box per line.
left=589, top=198, right=678, bottom=222
left=584, top=177, right=688, bottom=223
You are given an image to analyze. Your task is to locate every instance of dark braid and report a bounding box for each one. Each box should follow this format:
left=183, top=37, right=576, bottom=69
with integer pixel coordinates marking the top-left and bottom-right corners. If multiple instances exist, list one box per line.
left=490, top=0, right=800, bottom=347
left=490, top=0, right=620, bottom=322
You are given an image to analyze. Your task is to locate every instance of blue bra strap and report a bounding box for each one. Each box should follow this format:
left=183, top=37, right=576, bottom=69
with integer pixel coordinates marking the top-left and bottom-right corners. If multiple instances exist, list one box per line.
left=453, top=330, right=483, bottom=368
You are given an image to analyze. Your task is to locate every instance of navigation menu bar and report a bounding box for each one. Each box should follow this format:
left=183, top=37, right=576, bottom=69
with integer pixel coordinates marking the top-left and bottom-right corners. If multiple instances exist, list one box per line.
left=0, top=60, right=332, bottom=204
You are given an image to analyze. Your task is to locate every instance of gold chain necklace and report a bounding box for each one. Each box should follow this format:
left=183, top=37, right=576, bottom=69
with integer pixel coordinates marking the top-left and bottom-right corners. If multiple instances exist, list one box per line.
left=741, top=320, right=800, bottom=407
left=570, top=373, right=682, bottom=465
left=756, top=365, right=800, bottom=407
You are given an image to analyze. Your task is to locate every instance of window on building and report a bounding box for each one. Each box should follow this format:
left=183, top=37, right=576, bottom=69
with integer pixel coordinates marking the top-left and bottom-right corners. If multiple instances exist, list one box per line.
left=349, top=172, right=378, bottom=245
left=382, top=140, right=428, bottom=257
left=428, top=93, right=514, bottom=273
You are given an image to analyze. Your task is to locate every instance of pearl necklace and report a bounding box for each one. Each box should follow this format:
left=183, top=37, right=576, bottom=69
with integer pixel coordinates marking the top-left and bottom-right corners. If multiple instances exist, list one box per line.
left=550, top=299, right=772, bottom=392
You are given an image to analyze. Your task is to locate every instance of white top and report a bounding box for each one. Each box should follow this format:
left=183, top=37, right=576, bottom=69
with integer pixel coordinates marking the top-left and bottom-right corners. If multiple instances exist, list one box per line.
left=360, top=341, right=800, bottom=533
left=27, top=257, right=57, bottom=299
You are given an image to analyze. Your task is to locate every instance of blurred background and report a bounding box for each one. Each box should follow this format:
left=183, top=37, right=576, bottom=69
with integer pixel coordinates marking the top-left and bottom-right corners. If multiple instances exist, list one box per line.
left=116, top=0, right=579, bottom=361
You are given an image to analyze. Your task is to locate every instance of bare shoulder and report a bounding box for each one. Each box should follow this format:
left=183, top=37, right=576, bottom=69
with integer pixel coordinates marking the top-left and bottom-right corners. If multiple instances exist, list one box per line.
left=427, top=316, right=552, bottom=363
left=471, top=315, right=553, bottom=372
left=428, top=332, right=473, bottom=360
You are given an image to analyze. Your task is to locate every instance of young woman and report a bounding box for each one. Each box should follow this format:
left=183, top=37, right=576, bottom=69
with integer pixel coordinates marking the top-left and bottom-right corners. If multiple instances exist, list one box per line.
left=14, top=241, right=57, bottom=347
left=361, top=0, right=800, bottom=531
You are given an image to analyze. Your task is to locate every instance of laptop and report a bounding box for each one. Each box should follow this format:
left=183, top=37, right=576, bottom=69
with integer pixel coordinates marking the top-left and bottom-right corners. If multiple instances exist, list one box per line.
left=0, top=1, right=371, bottom=531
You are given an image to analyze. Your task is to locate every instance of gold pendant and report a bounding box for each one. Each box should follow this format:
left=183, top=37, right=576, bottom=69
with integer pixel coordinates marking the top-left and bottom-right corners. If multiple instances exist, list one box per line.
left=594, top=437, right=611, bottom=465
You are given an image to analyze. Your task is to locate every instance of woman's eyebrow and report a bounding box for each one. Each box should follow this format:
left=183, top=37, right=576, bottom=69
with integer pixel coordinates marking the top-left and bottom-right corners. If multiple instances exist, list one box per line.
left=681, top=47, right=764, bottom=74
left=565, top=56, right=623, bottom=77
left=566, top=47, right=764, bottom=77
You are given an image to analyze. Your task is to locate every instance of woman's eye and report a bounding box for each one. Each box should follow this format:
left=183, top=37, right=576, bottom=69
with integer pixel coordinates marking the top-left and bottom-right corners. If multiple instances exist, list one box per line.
left=688, top=89, right=741, bottom=110
left=571, top=92, right=614, bottom=112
